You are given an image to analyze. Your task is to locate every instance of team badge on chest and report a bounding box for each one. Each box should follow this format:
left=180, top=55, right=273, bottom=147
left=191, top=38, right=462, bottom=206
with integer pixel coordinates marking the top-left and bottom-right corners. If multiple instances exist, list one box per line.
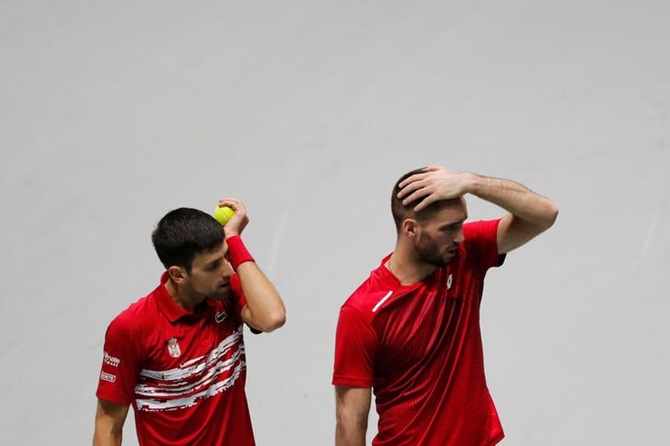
left=167, top=337, right=181, bottom=358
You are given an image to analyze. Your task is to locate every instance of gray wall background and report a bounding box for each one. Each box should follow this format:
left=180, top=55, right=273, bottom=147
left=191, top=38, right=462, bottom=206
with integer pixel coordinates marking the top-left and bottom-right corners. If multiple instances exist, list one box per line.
left=1, top=1, right=668, bottom=445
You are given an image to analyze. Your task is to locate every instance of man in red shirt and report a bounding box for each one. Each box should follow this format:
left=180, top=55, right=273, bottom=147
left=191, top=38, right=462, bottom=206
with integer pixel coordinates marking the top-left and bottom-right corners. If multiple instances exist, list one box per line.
left=333, top=166, right=558, bottom=445
left=93, top=198, right=286, bottom=446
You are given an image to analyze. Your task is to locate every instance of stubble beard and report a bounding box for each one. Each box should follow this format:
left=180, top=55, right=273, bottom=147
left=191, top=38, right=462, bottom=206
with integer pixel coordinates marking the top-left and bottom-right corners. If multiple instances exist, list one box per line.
left=210, top=284, right=232, bottom=300
left=416, top=234, right=453, bottom=268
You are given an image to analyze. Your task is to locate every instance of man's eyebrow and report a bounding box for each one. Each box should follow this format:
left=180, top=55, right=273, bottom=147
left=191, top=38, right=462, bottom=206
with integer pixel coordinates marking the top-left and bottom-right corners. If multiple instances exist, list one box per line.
left=206, top=256, right=225, bottom=267
left=439, top=219, right=466, bottom=229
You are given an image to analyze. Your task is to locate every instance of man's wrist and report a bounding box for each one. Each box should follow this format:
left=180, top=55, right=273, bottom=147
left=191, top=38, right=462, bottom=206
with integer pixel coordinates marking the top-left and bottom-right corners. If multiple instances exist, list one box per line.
left=461, top=172, right=481, bottom=195
left=226, top=235, right=255, bottom=270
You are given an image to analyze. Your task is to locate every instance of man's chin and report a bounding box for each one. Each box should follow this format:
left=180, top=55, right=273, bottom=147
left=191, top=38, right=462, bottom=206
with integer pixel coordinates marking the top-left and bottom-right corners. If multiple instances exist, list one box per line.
left=211, top=286, right=232, bottom=300
left=427, top=254, right=454, bottom=268
left=442, top=249, right=460, bottom=264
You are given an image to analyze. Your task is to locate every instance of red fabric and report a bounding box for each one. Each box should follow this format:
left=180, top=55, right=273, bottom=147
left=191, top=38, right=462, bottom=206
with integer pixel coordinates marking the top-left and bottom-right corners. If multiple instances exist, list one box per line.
left=226, top=235, right=255, bottom=270
left=333, top=219, right=506, bottom=446
left=96, top=273, right=255, bottom=446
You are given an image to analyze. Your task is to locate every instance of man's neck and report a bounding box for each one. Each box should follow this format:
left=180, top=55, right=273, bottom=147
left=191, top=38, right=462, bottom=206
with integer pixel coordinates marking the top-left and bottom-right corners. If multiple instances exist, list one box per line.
left=165, top=279, right=203, bottom=312
left=386, top=249, right=437, bottom=285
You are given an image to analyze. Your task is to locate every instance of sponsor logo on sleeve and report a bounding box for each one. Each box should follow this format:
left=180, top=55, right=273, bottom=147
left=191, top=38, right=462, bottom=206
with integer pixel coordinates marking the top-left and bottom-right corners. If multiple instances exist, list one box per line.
left=104, top=351, right=121, bottom=367
left=100, top=372, right=117, bottom=383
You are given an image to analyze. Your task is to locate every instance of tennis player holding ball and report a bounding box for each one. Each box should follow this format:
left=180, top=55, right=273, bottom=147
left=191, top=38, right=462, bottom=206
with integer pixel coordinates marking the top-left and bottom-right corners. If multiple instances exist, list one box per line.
left=93, top=198, right=286, bottom=446
left=333, top=166, right=558, bottom=445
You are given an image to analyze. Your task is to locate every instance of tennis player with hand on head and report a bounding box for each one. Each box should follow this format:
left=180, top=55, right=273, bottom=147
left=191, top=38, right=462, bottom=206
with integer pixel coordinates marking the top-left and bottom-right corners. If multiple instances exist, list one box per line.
left=93, top=198, right=286, bottom=446
left=333, top=166, right=558, bottom=445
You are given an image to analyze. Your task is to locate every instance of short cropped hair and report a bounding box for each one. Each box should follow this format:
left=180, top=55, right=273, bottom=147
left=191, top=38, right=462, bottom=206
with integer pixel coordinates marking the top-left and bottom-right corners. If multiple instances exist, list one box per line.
left=151, top=207, right=224, bottom=271
left=391, top=167, right=460, bottom=231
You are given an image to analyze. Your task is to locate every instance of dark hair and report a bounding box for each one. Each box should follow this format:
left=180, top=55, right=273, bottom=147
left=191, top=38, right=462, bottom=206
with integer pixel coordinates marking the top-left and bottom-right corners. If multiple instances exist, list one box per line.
left=151, top=208, right=224, bottom=271
left=391, top=167, right=459, bottom=231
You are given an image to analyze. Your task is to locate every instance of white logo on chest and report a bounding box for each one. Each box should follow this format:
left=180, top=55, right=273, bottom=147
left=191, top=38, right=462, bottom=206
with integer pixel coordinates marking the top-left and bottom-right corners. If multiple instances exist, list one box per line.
left=446, top=274, right=453, bottom=290
left=215, top=311, right=227, bottom=323
left=167, top=337, right=181, bottom=358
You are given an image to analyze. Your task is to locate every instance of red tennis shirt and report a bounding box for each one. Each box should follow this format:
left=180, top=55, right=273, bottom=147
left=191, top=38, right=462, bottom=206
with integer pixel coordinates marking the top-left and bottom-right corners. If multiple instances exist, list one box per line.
left=96, top=272, right=255, bottom=446
left=333, top=219, right=506, bottom=446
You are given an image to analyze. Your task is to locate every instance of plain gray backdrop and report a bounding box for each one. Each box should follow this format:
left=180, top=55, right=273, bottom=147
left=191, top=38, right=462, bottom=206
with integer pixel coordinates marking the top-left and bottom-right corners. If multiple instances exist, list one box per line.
left=1, top=1, right=668, bottom=445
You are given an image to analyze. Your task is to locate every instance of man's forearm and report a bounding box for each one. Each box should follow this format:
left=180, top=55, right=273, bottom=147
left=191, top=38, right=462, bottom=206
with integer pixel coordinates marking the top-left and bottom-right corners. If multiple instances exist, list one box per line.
left=226, top=234, right=286, bottom=332
left=466, top=173, right=558, bottom=228
left=237, top=261, right=286, bottom=332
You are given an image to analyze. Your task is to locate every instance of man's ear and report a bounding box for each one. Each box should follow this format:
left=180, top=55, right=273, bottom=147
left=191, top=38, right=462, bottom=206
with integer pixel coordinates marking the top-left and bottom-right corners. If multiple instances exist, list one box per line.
left=402, top=218, right=419, bottom=238
left=168, top=266, right=188, bottom=284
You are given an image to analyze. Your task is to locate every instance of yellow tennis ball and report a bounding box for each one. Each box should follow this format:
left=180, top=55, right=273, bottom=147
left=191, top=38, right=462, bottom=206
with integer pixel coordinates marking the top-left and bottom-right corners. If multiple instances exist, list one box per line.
left=214, top=206, right=235, bottom=226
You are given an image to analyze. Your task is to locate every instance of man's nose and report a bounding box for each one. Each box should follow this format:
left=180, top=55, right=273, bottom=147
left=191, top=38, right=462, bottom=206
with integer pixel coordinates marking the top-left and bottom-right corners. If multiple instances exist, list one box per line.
left=221, top=259, right=234, bottom=278
left=454, top=227, right=465, bottom=244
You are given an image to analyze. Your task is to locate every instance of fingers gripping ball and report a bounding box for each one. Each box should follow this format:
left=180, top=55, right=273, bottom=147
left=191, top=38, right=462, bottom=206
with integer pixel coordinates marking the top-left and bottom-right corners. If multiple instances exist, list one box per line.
left=214, top=206, right=235, bottom=226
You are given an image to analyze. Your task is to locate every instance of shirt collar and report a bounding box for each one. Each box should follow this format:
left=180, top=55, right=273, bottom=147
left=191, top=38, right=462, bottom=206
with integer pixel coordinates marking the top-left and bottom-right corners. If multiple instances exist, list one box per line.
left=155, top=271, right=211, bottom=323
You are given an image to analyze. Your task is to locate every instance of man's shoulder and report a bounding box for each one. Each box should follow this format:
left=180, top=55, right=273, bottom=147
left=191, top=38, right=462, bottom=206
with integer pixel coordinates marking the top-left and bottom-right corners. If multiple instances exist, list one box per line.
left=464, top=219, right=501, bottom=239
left=463, top=218, right=504, bottom=259
left=342, top=266, right=394, bottom=315
left=107, top=291, right=156, bottom=334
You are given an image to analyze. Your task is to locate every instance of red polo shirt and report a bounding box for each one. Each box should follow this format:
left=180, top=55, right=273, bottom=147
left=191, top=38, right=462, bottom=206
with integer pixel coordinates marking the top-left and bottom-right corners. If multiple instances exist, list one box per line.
left=333, top=219, right=505, bottom=446
left=97, top=273, right=256, bottom=445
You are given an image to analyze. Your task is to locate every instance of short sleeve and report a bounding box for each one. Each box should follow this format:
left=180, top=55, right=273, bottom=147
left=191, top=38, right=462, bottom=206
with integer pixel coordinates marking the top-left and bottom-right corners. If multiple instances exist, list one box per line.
left=463, top=219, right=505, bottom=270
left=332, top=305, right=377, bottom=388
left=95, top=315, right=142, bottom=405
